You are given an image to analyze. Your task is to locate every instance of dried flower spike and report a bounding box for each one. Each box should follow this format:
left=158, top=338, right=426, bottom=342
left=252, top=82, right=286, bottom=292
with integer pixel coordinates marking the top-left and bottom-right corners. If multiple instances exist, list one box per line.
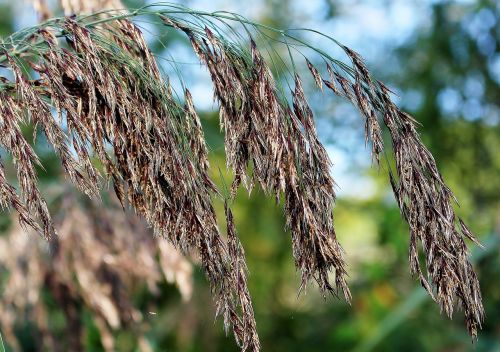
left=0, top=4, right=484, bottom=349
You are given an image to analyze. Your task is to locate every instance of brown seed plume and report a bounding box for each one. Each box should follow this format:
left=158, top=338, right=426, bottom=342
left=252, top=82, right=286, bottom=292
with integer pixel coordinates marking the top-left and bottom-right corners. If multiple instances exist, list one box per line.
left=379, top=84, right=483, bottom=337
left=176, top=22, right=351, bottom=301
left=0, top=7, right=484, bottom=349
left=322, top=46, right=483, bottom=336
left=308, top=46, right=484, bottom=337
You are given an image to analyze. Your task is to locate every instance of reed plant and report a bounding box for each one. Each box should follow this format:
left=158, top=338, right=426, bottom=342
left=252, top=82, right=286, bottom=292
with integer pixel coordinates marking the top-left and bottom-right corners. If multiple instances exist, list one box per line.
left=0, top=3, right=484, bottom=350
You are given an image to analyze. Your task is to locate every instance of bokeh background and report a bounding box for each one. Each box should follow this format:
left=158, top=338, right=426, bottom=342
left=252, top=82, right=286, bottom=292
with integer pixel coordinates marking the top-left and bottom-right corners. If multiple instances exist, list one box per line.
left=0, top=0, right=499, bottom=351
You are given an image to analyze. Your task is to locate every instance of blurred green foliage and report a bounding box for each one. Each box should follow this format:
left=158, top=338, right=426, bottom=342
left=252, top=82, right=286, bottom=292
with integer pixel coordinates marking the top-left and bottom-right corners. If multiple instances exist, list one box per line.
left=0, top=1, right=499, bottom=351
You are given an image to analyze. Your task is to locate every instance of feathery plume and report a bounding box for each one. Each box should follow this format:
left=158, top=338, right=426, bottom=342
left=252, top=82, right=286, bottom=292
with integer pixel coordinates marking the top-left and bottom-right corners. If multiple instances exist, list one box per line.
left=0, top=5, right=484, bottom=348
